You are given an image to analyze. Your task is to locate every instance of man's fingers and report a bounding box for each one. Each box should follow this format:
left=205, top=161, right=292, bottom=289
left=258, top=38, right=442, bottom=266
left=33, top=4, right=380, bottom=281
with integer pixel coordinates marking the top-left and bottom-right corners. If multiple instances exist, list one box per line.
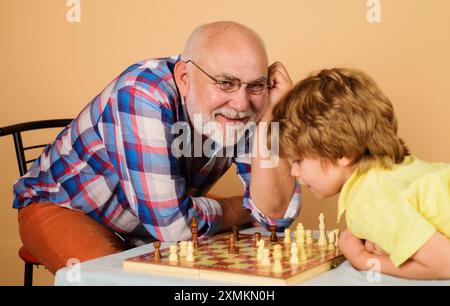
left=268, top=61, right=293, bottom=89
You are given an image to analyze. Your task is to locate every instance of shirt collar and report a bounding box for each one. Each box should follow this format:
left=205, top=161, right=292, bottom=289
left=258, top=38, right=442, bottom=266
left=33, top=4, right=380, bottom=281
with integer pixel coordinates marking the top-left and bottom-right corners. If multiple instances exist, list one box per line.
left=337, top=170, right=359, bottom=223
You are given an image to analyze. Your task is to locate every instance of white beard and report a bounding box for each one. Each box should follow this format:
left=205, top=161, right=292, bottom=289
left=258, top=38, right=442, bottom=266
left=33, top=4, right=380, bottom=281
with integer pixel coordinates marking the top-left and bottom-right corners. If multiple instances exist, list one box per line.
left=185, top=93, right=255, bottom=148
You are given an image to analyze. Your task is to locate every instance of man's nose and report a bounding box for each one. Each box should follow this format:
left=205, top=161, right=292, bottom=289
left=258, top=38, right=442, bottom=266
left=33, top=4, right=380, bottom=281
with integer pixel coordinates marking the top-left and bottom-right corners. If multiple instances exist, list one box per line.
left=228, top=87, right=251, bottom=113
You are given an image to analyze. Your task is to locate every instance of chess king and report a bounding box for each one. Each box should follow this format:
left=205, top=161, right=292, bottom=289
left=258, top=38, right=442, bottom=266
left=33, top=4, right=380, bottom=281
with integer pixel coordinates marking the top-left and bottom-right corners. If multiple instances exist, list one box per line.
left=12, top=21, right=301, bottom=275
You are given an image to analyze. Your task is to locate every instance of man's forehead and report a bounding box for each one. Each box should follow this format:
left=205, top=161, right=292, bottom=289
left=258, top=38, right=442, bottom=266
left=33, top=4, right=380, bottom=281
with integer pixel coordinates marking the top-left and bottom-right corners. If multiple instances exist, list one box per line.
left=205, top=55, right=268, bottom=81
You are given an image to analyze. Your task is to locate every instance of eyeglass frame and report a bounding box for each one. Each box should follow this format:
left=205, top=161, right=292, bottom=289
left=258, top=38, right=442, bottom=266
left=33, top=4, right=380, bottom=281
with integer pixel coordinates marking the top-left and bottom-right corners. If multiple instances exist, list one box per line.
left=184, top=60, right=272, bottom=95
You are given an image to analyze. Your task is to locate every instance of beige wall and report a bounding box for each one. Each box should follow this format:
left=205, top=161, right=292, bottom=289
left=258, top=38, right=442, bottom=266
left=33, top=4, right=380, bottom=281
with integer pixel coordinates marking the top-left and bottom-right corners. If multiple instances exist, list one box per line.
left=1, top=0, right=449, bottom=285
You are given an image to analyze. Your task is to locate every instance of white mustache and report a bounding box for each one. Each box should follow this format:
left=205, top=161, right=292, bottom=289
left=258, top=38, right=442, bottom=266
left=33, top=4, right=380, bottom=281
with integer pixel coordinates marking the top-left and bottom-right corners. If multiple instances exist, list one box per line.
left=211, top=107, right=254, bottom=120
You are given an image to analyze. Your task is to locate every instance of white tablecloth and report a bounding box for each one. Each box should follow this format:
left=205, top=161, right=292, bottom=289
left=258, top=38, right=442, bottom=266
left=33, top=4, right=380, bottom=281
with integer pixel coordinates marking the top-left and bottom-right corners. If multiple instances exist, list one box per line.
left=55, top=227, right=450, bottom=286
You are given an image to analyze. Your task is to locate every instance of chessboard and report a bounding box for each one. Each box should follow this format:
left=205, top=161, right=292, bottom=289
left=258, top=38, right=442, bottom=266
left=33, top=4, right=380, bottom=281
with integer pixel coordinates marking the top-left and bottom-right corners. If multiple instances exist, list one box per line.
left=123, top=221, right=345, bottom=285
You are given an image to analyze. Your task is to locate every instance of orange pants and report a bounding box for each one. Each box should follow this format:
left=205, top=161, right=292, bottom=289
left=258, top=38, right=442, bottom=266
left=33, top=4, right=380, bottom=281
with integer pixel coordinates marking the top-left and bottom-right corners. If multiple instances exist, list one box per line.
left=18, top=202, right=127, bottom=274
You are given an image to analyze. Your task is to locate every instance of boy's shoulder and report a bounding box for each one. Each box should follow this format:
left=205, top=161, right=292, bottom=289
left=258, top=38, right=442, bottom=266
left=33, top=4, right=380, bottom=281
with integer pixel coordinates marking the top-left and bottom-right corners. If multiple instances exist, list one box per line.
left=341, top=155, right=450, bottom=213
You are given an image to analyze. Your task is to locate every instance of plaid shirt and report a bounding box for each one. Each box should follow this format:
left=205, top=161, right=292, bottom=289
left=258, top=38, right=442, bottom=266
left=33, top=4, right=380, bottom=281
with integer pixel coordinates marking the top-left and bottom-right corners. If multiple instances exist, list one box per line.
left=13, top=56, right=301, bottom=242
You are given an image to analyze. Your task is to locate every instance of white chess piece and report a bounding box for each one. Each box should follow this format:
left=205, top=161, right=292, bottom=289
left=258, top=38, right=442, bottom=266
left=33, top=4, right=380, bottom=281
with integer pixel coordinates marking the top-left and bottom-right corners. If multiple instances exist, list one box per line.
left=261, top=248, right=271, bottom=267
left=272, top=258, right=283, bottom=273
left=327, top=232, right=335, bottom=251
left=185, top=241, right=194, bottom=262
left=169, top=245, right=179, bottom=263
left=290, top=243, right=299, bottom=266
left=305, top=230, right=313, bottom=245
left=333, top=229, right=341, bottom=248
left=179, top=241, right=188, bottom=257
left=284, top=229, right=291, bottom=244
left=273, top=245, right=283, bottom=261
left=299, top=244, right=307, bottom=262
left=295, top=223, right=304, bottom=244
left=317, top=213, right=327, bottom=247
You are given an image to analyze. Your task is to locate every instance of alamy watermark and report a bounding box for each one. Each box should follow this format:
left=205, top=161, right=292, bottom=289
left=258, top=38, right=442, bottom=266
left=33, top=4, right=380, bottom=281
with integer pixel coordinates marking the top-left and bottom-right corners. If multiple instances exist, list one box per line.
left=367, top=0, right=382, bottom=23
left=170, top=113, right=280, bottom=168
left=66, top=0, right=81, bottom=23
left=366, top=258, right=382, bottom=283
left=65, top=258, right=82, bottom=283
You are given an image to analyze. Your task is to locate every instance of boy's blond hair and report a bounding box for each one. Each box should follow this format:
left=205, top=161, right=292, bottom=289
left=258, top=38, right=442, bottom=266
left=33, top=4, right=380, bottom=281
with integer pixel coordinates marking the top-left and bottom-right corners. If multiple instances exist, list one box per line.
left=271, top=67, right=409, bottom=173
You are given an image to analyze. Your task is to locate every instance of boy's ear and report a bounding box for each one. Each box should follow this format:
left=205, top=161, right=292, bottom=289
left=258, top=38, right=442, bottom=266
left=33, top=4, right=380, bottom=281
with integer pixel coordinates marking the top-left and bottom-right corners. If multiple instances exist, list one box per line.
left=337, top=156, right=353, bottom=168
left=174, top=61, right=189, bottom=97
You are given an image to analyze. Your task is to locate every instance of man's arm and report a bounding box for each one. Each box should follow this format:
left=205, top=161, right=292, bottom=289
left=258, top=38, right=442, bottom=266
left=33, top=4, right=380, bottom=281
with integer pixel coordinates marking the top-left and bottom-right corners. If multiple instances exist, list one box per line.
left=339, top=230, right=450, bottom=280
left=249, top=62, right=296, bottom=218
left=214, top=196, right=253, bottom=232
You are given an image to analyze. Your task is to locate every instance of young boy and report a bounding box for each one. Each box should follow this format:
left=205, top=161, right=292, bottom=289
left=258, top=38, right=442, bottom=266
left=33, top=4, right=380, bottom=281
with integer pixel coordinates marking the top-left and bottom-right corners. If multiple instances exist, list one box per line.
left=271, top=68, right=450, bottom=279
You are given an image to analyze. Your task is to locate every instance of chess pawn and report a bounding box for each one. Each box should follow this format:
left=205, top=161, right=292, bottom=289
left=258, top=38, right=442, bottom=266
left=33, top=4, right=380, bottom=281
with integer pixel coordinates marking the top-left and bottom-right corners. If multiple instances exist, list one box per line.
left=229, top=233, right=238, bottom=253
left=289, top=243, right=299, bottom=266
left=256, top=238, right=265, bottom=250
left=269, top=225, right=278, bottom=242
left=256, top=240, right=265, bottom=262
left=253, top=232, right=261, bottom=247
left=153, top=241, right=161, bottom=261
left=333, top=229, right=341, bottom=248
left=272, top=258, right=283, bottom=274
left=261, top=248, right=271, bottom=267
left=273, top=244, right=283, bottom=261
left=256, top=247, right=264, bottom=262
left=284, top=229, right=291, bottom=244
left=186, top=241, right=195, bottom=262
left=305, top=230, right=314, bottom=245
left=179, top=241, right=188, bottom=257
left=232, top=225, right=240, bottom=241
left=327, top=232, right=336, bottom=251
left=168, top=245, right=178, bottom=263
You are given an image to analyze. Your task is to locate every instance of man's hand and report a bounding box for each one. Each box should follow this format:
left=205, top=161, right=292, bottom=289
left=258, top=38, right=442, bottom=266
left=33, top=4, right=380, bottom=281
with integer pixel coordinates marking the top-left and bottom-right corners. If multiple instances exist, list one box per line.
left=267, top=61, right=293, bottom=109
left=216, top=196, right=253, bottom=233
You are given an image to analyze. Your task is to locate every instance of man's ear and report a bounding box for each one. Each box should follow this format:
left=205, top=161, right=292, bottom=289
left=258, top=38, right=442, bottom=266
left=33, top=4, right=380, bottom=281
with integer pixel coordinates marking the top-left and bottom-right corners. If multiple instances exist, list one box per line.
left=174, top=61, right=189, bottom=96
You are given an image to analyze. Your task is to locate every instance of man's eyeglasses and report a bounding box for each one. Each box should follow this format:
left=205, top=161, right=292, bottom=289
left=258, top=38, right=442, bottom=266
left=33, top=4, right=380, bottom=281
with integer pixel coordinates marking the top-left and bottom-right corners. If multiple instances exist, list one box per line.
left=185, top=60, right=270, bottom=95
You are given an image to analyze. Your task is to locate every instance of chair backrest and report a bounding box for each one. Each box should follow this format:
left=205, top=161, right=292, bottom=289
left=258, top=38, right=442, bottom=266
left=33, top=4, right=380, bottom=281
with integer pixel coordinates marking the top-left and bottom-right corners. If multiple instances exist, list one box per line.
left=0, top=119, right=73, bottom=176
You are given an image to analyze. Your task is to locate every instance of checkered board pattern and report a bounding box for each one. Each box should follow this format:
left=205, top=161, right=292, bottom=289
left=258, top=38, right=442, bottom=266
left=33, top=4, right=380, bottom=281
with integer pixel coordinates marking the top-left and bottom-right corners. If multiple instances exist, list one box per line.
left=123, top=232, right=345, bottom=285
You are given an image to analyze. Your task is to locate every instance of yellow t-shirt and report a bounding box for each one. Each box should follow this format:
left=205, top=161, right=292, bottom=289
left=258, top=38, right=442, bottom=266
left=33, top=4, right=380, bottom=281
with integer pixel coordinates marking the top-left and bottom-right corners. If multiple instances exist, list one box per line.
left=338, top=155, right=450, bottom=267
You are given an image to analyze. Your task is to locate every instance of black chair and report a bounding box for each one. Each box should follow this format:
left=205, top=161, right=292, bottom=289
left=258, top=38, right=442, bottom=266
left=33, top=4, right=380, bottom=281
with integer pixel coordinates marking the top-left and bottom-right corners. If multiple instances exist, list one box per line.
left=0, top=119, right=73, bottom=286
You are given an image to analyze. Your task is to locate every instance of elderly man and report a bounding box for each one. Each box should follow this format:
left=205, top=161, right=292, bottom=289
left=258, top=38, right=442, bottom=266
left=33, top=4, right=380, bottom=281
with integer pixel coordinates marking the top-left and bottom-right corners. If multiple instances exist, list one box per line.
left=13, top=21, right=301, bottom=274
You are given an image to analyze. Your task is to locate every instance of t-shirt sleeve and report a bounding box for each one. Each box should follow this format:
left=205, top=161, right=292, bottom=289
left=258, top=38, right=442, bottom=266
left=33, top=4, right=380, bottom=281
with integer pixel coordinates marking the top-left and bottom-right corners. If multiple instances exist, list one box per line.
left=348, top=197, right=436, bottom=267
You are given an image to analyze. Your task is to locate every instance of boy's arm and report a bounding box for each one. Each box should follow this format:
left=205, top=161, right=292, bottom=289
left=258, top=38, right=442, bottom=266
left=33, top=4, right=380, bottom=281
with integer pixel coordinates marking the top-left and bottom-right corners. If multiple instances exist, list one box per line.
left=339, top=231, right=450, bottom=280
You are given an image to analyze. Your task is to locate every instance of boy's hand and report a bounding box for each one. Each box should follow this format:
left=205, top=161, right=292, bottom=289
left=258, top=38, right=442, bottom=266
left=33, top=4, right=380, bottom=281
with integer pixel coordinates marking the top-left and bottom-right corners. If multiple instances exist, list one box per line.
left=338, top=230, right=367, bottom=270
left=268, top=61, right=293, bottom=108
left=365, top=240, right=389, bottom=256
